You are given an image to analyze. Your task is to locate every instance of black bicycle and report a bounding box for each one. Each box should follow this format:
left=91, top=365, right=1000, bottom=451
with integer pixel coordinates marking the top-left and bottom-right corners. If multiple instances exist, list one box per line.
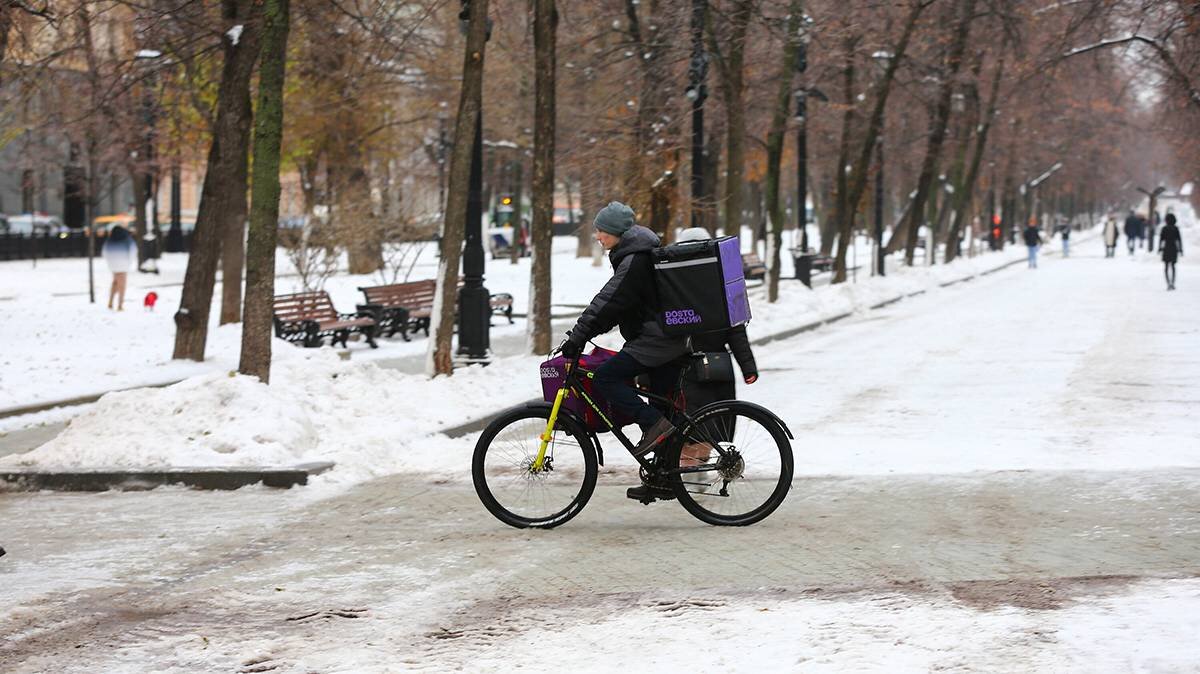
left=472, top=349, right=794, bottom=528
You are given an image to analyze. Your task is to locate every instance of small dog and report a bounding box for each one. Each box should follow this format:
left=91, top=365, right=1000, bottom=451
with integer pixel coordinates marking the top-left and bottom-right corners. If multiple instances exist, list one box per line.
left=143, top=291, right=159, bottom=311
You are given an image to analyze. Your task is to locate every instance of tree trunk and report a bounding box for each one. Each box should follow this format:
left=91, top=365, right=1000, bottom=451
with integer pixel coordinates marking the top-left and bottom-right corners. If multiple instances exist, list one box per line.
left=173, top=0, right=262, bottom=361
left=818, top=179, right=838, bottom=255
left=765, top=2, right=803, bottom=303
left=709, top=0, right=752, bottom=242
left=833, top=0, right=929, bottom=282
left=902, top=0, right=977, bottom=266
left=239, top=0, right=289, bottom=383
left=339, top=160, right=383, bottom=274
left=571, top=176, right=591, bottom=257
left=829, top=40, right=856, bottom=274
left=528, top=0, right=557, bottom=355
left=218, top=88, right=252, bottom=325
left=944, top=56, right=1004, bottom=263
left=429, top=0, right=489, bottom=376
left=623, top=0, right=674, bottom=217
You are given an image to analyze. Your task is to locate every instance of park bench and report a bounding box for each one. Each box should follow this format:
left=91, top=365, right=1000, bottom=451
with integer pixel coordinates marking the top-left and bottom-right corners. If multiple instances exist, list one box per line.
left=357, top=279, right=515, bottom=341
left=811, top=254, right=835, bottom=272
left=741, top=253, right=768, bottom=282
left=273, top=291, right=378, bottom=349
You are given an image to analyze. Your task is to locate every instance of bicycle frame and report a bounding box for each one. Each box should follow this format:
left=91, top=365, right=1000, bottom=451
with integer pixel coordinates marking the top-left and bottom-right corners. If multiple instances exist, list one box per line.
left=532, top=358, right=719, bottom=475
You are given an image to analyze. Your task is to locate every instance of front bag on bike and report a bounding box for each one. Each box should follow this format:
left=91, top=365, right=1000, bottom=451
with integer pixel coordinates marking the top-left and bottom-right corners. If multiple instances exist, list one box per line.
left=651, top=235, right=751, bottom=336
left=539, top=346, right=635, bottom=432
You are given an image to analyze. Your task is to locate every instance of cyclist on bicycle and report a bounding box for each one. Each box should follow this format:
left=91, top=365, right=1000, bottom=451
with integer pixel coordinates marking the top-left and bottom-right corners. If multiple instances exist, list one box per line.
left=561, top=202, right=688, bottom=499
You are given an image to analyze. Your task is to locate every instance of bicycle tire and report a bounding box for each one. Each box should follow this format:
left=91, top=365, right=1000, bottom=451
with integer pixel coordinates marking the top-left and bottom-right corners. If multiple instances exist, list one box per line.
left=472, top=405, right=599, bottom=529
left=667, top=401, right=793, bottom=526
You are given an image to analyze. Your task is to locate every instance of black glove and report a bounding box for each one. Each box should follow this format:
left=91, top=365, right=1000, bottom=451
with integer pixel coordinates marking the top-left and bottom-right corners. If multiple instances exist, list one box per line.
left=560, top=332, right=586, bottom=360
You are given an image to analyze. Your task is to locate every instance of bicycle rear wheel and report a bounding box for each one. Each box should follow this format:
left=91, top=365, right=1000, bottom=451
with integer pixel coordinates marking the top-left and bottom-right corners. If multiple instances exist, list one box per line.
left=472, top=405, right=598, bottom=529
left=667, top=401, right=793, bottom=526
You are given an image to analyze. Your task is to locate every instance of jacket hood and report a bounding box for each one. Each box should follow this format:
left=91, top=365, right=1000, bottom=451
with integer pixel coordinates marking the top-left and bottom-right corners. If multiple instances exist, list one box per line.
left=609, top=225, right=660, bottom=265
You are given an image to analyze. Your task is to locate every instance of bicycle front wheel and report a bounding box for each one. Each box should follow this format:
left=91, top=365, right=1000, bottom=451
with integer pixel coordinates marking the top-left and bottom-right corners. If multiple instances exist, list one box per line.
left=472, top=405, right=598, bottom=529
left=667, top=401, right=793, bottom=526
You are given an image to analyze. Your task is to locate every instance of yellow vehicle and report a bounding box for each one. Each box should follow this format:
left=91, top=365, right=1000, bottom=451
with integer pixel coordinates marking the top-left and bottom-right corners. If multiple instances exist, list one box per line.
left=87, top=214, right=136, bottom=237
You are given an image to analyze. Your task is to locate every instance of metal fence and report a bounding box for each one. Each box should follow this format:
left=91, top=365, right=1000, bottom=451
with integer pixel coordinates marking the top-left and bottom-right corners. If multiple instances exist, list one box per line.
left=0, top=232, right=193, bottom=261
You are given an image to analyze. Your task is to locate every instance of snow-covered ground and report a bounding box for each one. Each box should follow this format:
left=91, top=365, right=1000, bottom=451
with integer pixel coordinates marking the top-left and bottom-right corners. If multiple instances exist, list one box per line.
left=2, top=206, right=1198, bottom=672
left=5, top=208, right=1195, bottom=483
left=463, top=579, right=1200, bottom=672
left=0, top=228, right=1010, bottom=413
left=0, top=229, right=1043, bottom=469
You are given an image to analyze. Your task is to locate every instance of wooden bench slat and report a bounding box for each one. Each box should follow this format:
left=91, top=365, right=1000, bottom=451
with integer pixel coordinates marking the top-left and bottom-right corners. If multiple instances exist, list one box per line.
left=273, top=290, right=377, bottom=349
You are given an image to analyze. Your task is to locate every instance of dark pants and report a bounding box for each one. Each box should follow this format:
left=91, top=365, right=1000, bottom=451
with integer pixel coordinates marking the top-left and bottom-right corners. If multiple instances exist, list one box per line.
left=593, top=350, right=679, bottom=430
left=1165, top=262, right=1176, bottom=288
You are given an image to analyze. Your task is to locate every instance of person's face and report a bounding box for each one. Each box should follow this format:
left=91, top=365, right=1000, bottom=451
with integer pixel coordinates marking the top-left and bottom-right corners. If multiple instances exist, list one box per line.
left=595, top=228, right=621, bottom=250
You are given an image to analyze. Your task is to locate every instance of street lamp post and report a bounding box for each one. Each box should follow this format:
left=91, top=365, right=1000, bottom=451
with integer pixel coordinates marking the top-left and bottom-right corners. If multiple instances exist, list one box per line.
left=456, top=2, right=492, bottom=363
left=437, top=101, right=449, bottom=217
left=874, top=139, right=884, bottom=276
left=687, top=0, right=708, bottom=231
left=795, top=31, right=809, bottom=251
left=135, top=49, right=163, bottom=271
left=168, top=162, right=183, bottom=252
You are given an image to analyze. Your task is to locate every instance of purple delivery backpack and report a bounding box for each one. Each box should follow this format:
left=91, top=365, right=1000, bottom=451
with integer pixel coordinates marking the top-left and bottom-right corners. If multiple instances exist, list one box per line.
left=651, top=236, right=751, bottom=336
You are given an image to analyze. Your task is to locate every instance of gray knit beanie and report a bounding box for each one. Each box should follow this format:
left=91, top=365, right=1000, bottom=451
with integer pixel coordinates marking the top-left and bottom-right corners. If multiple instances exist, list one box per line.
left=593, top=201, right=636, bottom=236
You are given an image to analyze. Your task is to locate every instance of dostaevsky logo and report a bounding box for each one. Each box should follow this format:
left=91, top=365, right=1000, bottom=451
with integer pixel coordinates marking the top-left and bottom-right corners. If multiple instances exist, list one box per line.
left=663, top=309, right=703, bottom=325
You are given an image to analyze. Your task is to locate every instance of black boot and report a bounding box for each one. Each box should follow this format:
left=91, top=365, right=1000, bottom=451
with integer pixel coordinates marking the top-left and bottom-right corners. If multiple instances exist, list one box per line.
left=626, top=482, right=676, bottom=504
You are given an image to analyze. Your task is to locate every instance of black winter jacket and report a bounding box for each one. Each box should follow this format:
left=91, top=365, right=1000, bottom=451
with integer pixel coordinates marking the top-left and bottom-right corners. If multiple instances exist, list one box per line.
left=570, top=225, right=688, bottom=366
left=1160, top=223, right=1183, bottom=262
left=1022, top=226, right=1043, bottom=247
left=690, top=325, right=757, bottom=379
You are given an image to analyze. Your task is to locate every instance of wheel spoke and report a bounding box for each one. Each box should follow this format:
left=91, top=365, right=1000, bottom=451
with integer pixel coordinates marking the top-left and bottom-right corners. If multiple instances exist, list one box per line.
left=474, top=410, right=597, bottom=528
left=671, top=406, right=791, bottom=525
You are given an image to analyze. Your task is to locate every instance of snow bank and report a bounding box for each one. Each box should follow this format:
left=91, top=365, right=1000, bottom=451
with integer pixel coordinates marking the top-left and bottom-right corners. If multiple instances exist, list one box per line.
left=0, top=349, right=543, bottom=484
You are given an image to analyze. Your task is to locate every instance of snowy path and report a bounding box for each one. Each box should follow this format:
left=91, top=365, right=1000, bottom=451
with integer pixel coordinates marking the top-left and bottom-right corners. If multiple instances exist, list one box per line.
left=2, top=232, right=1198, bottom=671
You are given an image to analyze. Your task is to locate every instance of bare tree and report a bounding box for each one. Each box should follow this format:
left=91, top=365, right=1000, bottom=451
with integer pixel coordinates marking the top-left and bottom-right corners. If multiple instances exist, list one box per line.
left=900, top=0, right=976, bottom=267
left=707, top=0, right=754, bottom=239
left=239, top=0, right=290, bottom=382
left=764, top=0, right=803, bottom=302
left=429, top=0, right=490, bottom=376
left=173, top=0, right=262, bottom=361
left=527, top=0, right=556, bottom=355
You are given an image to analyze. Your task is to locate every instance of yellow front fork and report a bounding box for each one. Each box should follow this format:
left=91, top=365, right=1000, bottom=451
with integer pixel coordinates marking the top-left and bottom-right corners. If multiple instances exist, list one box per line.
left=533, top=384, right=568, bottom=472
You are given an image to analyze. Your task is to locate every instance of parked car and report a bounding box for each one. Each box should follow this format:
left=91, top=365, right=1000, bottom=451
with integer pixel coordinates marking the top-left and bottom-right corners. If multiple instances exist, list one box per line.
left=4, top=212, right=66, bottom=235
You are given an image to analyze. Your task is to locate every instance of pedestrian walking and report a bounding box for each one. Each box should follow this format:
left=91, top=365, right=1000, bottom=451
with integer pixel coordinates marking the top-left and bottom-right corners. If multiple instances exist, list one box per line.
left=101, top=225, right=138, bottom=311
left=1103, top=215, right=1120, bottom=257
left=1124, top=211, right=1140, bottom=255
left=1056, top=220, right=1071, bottom=257
left=1147, top=210, right=1160, bottom=251
left=671, top=227, right=760, bottom=473
left=1023, top=220, right=1043, bottom=269
left=1159, top=212, right=1183, bottom=290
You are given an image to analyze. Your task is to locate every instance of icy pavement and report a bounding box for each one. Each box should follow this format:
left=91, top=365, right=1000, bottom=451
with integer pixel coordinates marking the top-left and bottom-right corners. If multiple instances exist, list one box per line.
left=2, top=231, right=1199, bottom=671
left=1, top=470, right=1197, bottom=671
